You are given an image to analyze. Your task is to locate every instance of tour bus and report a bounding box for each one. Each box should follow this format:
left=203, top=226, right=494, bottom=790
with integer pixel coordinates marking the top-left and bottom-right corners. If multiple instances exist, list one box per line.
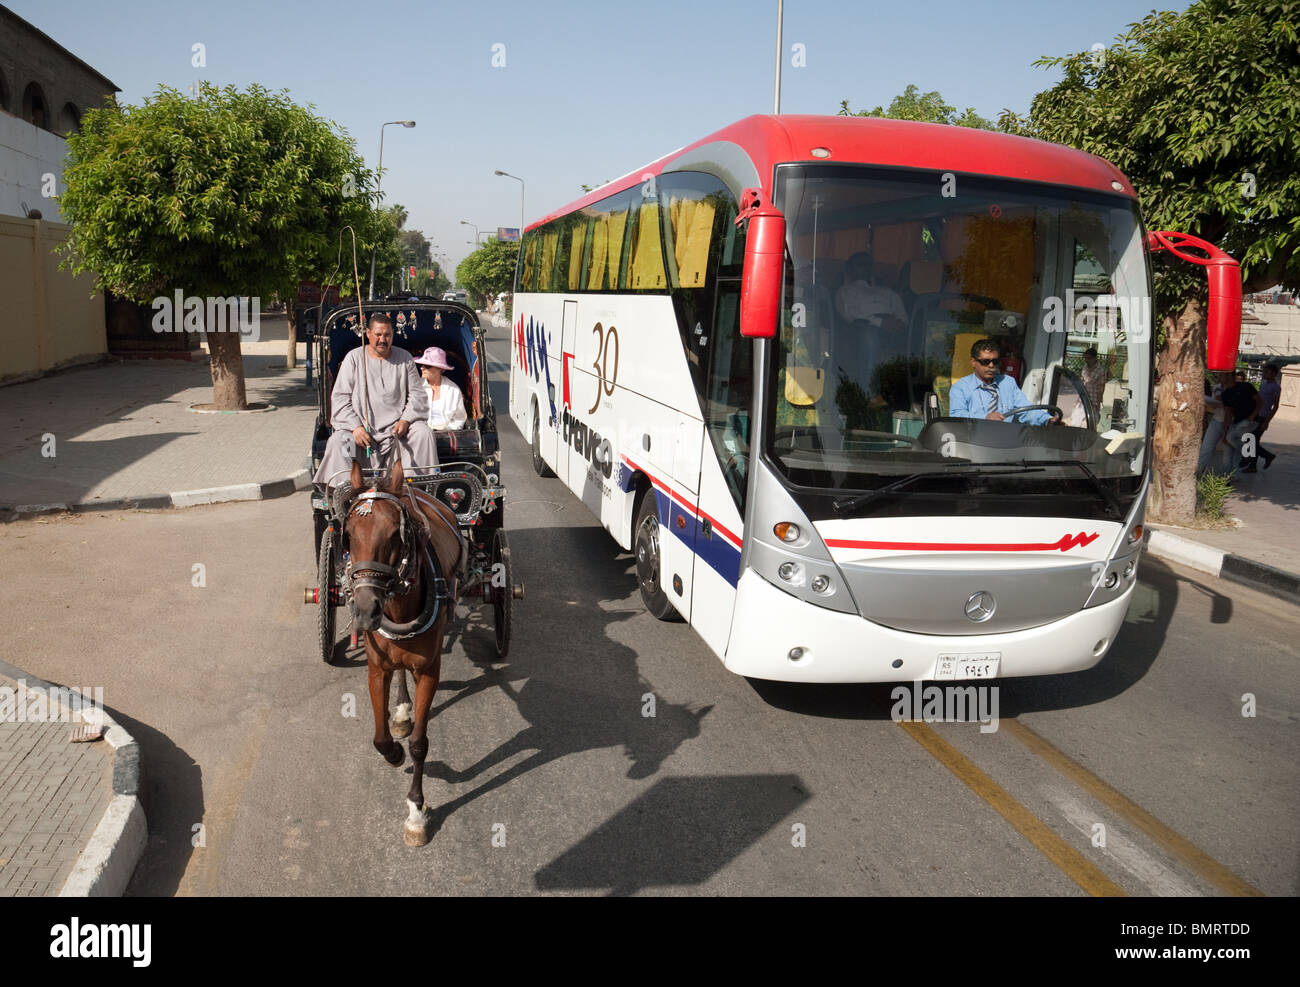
left=508, top=114, right=1240, bottom=683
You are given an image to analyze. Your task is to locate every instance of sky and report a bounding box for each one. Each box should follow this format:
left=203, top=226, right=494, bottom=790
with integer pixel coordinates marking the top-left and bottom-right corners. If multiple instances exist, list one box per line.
left=11, top=0, right=1191, bottom=277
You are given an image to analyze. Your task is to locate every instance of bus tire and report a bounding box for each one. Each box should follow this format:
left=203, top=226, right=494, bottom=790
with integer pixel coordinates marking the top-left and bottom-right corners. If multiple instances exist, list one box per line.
left=634, top=490, right=682, bottom=622
left=531, top=406, right=555, bottom=478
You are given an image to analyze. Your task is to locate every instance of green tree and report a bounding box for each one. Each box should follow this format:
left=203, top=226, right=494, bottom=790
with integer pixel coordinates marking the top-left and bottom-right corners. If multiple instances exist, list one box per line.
left=839, top=85, right=996, bottom=129
left=457, top=239, right=519, bottom=308
left=59, top=83, right=376, bottom=408
left=1024, top=0, right=1300, bottom=522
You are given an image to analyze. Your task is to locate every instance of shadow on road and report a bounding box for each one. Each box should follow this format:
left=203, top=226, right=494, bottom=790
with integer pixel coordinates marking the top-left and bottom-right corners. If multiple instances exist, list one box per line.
left=534, top=774, right=810, bottom=895
left=116, top=708, right=204, bottom=897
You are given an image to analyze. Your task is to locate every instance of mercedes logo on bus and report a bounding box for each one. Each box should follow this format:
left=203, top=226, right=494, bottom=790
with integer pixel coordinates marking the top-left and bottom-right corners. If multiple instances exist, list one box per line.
left=964, top=591, right=996, bottom=622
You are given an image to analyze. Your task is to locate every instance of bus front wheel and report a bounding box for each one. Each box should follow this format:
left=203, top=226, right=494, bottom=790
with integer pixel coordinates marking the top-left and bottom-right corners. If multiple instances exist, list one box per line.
left=634, top=492, right=681, bottom=622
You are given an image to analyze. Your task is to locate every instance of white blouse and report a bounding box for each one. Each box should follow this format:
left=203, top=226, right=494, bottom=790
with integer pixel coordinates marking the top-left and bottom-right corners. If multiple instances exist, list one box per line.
left=423, top=379, right=467, bottom=430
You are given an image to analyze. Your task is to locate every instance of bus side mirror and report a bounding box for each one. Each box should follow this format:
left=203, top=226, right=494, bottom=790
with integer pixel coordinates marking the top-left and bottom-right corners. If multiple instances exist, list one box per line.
left=737, top=188, right=786, bottom=339
left=1147, top=231, right=1242, bottom=371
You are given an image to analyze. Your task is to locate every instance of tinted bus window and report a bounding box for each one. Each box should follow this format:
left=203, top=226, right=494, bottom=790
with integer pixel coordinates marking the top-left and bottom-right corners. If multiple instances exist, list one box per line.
left=519, top=233, right=538, bottom=291
left=568, top=216, right=591, bottom=291
left=628, top=199, right=668, bottom=290
left=587, top=191, right=632, bottom=291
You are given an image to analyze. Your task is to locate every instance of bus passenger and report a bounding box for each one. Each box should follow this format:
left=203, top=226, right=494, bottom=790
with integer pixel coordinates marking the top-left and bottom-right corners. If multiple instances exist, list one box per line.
left=949, top=339, right=1059, bottom=425
left=835, top=251, right=906, bottom=329
left=413, top=346, right=467, bottom=431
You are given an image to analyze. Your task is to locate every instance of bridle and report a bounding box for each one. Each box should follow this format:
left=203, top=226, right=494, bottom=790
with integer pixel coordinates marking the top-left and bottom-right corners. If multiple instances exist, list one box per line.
left=344, top=489, right=451, bottom=641
left=345, top=491, right=415, bottom=597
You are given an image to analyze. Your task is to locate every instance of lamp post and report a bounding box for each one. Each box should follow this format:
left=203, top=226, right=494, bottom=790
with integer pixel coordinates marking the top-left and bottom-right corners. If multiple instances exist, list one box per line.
left=773, top=0, right=784, bottom=114
left=494, top=170, right=524, bottom=235
left=368, top=119, right=416, bottom=299
left=460, top=220, right=479, bottom=245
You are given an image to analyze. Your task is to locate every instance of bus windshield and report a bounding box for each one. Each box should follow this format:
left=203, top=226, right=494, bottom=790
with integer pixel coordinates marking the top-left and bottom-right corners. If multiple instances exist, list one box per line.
left=766, top=164, right=1152, bottom=501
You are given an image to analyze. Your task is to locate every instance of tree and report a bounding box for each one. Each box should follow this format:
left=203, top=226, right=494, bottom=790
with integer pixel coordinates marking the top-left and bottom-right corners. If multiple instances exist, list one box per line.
left=60, top=83, right=377, bottom=408
left=457, top=239, right=519, bottom=308
left=839, top=85, right=996, bottom=129
left=1023, top=0, right=1300, bottom=522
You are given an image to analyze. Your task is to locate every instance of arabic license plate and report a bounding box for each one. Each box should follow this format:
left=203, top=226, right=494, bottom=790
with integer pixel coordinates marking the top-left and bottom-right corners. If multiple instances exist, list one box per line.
left=934, top=653, right=1001, bottom=680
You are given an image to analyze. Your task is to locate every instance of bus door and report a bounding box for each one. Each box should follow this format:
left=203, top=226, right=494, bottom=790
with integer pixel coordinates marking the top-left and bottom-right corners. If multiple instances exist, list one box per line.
left=553, top=299, right=579, bottom=474
left=660, top=414, right=704, bottom=623
left=689, top=280, right=747, bottom=656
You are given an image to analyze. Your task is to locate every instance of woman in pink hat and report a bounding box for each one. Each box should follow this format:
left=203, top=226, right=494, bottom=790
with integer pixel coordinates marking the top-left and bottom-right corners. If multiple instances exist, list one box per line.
left=412, top=346, right=467, bottom=431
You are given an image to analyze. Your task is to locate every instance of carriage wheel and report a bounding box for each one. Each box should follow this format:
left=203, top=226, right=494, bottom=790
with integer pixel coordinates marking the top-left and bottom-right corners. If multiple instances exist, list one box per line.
left=491, top=528, right=513, bottom=659
left=318, top=527, right=339, bottom=664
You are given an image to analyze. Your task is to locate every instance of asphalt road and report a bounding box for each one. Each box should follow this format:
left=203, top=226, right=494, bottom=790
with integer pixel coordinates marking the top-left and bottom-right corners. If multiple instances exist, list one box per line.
left=1, top=318, right=1296, bottom=896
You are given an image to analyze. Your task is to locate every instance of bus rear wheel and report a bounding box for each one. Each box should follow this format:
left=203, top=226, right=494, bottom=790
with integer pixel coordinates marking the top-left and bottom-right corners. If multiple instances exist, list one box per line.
left=634, top=491, right=681, bottom=621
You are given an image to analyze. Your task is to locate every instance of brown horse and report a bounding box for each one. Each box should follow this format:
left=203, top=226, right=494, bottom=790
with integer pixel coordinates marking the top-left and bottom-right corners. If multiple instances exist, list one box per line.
left=342, top=456, right=463, bottom=846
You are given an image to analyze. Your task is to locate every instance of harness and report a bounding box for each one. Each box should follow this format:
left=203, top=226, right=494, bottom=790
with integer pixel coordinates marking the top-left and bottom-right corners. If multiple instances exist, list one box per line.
left=345, top=489, right=455, bottom=641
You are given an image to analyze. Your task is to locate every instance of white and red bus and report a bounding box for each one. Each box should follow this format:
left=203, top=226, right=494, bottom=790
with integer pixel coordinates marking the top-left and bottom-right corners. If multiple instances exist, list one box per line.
left=509, top=114, right=1239, bottom=683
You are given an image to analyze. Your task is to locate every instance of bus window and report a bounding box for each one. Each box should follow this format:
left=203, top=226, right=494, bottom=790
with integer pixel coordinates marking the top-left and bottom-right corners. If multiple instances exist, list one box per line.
left=519, top=233, right=538, bottom=292
left=628, top=200, right=668, bottom=290
left=586, top=191, right=631, bottom=291
left=539, top=227, right=560, bottom=290
left=568, top=216, right=590, bottom=292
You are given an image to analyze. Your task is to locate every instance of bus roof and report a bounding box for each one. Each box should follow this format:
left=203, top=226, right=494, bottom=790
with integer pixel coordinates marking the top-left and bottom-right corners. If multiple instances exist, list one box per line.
left=529, top=114, right=1136, bottom=232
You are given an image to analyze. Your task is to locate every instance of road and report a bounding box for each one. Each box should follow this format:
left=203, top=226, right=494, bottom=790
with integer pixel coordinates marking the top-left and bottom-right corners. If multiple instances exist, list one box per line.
left=1, top=317, right=1296, bottom=896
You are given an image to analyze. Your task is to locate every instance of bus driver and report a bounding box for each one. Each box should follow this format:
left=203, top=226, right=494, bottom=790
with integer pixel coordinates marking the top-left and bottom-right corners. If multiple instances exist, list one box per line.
left=949, top=339, right=1060, bottom=425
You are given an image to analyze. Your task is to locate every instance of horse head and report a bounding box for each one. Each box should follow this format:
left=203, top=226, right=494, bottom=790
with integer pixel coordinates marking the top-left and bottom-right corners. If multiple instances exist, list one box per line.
left=344, top=457, right=412, bottom=632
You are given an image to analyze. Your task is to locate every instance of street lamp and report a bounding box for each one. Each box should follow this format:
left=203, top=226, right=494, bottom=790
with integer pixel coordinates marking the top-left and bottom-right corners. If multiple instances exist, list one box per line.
left=368, top=119, right=416, bottom=298
left=494, top=169, right=525, bottom=235
left=460, top=220, right=479, bottom=243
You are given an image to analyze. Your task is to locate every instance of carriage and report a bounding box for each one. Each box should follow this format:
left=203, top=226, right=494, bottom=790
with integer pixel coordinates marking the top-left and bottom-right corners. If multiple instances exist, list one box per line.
left=303, top=296, right=520, bottom=664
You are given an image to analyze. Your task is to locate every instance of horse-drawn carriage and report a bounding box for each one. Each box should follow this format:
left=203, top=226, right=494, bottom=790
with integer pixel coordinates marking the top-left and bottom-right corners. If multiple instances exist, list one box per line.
left=304, top=296, right=520, bottom=666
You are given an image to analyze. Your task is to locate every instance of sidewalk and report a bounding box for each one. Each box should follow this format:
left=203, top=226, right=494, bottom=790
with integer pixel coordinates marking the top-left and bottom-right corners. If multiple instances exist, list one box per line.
left=1143, top=417, right=1300, bottom=603
left=0, top=315, right=315, bottom=512
left=0, top=663, right=145, bottom=896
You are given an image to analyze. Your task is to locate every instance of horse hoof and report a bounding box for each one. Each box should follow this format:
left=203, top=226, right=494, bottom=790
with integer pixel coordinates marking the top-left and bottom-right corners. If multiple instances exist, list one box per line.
left=379, top=743, right=404, bottom=767
left=390, top=718, right=413, bottom=740
left=403, top=823, right=431, bottom=847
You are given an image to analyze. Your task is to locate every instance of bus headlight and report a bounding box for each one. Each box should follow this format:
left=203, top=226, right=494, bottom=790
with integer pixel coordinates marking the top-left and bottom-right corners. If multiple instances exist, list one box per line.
left=778, top=561, right=804, bottom=586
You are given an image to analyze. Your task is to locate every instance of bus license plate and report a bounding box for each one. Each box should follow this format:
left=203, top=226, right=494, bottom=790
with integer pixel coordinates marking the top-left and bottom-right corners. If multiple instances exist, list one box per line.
left=934, top=653, right=1001, bottom=680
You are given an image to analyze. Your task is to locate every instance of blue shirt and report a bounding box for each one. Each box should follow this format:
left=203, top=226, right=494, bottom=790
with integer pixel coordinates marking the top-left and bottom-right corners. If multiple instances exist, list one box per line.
left=949, top=372, right=1049, bottom=425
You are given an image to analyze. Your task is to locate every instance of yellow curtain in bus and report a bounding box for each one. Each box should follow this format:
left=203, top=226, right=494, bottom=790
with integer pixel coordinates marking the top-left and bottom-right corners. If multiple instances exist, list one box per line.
left=587, top=216, right=609, bottom=291
left=568, top=221, right=587, bottom=291
left=606, top=208, right=628, bottom=289
left=539, top=230, right=558, bottom=289
left=521, top=237, right=537, bottom=291
left=672, top=197, right=715, bottom=288
left=630, top=202, right=666, bottom=290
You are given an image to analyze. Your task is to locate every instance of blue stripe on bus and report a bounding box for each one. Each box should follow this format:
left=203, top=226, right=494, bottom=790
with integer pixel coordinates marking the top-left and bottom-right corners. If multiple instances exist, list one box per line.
left=654, top=489, right=741, bottom=589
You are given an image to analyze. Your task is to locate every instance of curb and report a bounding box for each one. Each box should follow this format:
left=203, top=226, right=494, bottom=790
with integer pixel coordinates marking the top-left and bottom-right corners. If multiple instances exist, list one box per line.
left=0, top=659, right=146, bottom=897
left=2, top=468, right=312, bottom=517
left=1143, top=528, right=1300, bottom=605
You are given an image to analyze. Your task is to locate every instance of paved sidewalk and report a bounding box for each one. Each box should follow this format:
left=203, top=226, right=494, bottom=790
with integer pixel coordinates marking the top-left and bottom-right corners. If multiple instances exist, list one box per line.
left=1144, top=418, right=1300, bottom=602
left=0, top=316, right=316, bottom=512
left=0, top=669, right=119, bottom=896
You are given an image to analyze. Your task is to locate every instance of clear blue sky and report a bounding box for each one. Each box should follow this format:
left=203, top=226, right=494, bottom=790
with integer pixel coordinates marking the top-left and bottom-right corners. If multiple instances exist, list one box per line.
left=12, top=0, right=1188, bottom=276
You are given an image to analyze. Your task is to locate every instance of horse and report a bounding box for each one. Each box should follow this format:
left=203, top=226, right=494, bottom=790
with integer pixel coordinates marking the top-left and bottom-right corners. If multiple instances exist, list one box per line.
left=341, top=456, right=463, bottom=846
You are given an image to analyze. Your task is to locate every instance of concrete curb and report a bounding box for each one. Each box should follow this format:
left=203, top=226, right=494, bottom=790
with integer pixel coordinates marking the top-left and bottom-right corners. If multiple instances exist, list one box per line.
left=0, top=659, right=146, bottom=898
left=1143, top=527, right=1300, bottom=605
left=1, top=468, right=312, bottom=517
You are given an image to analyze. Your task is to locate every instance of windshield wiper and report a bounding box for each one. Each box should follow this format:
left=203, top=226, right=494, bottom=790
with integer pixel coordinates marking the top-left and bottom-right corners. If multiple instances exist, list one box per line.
left=832, top=464, right=1042, bottom=515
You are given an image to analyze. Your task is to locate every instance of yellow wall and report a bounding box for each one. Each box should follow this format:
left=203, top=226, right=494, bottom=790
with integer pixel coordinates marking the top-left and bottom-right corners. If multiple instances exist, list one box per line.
left=0, top=217, right=106, bottom=383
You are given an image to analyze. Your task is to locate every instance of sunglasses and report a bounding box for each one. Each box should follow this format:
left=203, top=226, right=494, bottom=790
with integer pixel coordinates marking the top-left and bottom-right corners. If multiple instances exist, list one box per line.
left=975, top=357, right=1000, bottom=366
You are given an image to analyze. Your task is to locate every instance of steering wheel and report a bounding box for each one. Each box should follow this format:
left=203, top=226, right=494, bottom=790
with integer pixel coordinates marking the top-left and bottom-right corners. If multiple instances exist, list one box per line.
left=842, top=429, right=923, bottom=448
left=1004, top=405, right=1063, bottom=422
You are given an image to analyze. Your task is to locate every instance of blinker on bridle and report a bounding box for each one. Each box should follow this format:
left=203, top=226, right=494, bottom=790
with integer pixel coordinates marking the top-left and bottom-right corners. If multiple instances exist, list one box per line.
left=345, top=491, right=414, bottom=598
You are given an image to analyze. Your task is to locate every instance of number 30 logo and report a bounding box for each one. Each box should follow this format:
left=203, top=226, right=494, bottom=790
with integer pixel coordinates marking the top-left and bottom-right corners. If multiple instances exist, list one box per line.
left=589, top=322, right=620, bottom=414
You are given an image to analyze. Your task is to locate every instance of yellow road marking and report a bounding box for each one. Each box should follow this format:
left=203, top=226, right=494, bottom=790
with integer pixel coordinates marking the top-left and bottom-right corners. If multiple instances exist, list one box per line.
left=1001, top=718, right=1264, bottom=897
left=898, top=720, right=1127, bottom=896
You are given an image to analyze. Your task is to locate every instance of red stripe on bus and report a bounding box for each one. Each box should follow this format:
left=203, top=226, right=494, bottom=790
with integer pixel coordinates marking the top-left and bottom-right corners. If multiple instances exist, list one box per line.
left=824, top=532, right=1100, bottom=553
left=621, top=455, right=742, bottom=549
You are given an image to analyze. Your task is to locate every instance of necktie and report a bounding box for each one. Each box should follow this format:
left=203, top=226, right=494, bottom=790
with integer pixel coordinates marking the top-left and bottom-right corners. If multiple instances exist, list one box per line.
left=981, top=381, right=999, bottom=415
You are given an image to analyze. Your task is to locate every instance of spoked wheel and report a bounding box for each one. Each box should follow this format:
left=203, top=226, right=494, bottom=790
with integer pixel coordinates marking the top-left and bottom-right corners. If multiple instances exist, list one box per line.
left=491, top=528, right=513, bottom=658
left=634, top=491, right=680, bottom=621
left=318, top=526, right=339, bottom=664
